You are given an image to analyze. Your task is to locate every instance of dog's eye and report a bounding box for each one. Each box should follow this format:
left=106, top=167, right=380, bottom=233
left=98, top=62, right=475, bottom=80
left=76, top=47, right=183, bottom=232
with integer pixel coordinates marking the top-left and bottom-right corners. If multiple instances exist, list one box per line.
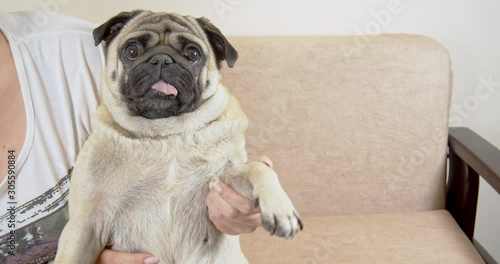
left=124, top=43, right=143, bottom=60
left=183, top=47, right=201, bottom=63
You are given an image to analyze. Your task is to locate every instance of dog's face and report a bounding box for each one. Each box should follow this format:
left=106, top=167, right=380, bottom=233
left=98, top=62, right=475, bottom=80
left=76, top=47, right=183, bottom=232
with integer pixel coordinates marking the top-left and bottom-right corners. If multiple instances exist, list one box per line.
left=93, top=11, right=238, bottom=119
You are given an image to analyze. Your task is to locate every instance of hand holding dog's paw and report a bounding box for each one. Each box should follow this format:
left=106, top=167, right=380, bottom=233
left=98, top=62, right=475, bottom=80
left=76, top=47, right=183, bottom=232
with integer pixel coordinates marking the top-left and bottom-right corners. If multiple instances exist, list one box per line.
left=256, top=189, right=303, bottom=239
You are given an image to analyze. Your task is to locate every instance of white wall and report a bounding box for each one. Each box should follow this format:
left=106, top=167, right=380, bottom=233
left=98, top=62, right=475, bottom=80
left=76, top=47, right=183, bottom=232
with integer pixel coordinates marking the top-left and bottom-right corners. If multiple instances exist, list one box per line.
left=4, top=0, right=500, bottom=261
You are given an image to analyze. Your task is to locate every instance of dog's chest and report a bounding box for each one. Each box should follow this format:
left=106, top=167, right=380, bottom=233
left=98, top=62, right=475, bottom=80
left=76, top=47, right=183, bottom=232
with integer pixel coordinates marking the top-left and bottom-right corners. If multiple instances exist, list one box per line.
left=104, top=133, right=237, bottom=207
left=96, top=123, right=247, bottom=257
left=103, top=129, right=244, bottom=195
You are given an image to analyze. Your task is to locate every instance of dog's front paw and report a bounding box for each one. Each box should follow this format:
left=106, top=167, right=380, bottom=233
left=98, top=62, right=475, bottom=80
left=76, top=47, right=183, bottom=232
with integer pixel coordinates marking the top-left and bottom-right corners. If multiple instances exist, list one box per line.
left=256, top=189, right=303, bottom=239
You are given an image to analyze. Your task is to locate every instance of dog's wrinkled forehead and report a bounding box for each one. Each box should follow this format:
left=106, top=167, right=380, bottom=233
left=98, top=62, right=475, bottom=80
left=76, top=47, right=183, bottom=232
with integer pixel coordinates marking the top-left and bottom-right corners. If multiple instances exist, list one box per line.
left=118, top=12, right=208, bottom=52
left=93, top=10, right=238, bottom=68
left=134, top=13, right=192, bottom=33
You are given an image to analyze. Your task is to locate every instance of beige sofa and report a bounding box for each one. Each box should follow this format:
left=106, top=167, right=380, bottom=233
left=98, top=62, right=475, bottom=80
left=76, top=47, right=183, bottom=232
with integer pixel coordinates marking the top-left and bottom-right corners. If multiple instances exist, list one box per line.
left=222, top=35, right=500, bottom=263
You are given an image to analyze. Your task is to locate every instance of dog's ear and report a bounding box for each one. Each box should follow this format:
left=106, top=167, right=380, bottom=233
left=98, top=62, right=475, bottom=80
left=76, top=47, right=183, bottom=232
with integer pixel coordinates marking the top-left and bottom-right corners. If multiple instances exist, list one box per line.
left=197, top=17, right=238, bottom=68
left=93, top=10, right=143, bottom=47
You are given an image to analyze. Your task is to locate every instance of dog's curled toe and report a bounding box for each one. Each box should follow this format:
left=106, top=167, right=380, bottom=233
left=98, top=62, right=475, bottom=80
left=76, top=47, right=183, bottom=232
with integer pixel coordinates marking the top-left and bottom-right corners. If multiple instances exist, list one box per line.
left=257, top=190, right=303, bottom=239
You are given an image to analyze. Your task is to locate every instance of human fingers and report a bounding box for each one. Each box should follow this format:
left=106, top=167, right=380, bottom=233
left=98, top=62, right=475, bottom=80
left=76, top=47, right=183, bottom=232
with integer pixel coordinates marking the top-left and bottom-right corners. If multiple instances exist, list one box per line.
left=210, top=180, right=260, bottom=215
left=207, top=185, right=260, bottom=234
left=258, top=156, right=273, bottom=169
left=97, top=250, right=159, bottom=264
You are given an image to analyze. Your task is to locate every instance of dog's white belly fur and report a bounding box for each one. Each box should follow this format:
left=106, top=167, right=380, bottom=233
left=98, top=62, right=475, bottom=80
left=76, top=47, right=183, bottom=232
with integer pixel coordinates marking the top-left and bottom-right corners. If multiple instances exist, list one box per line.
left=68, top=105, right=250, bottom=263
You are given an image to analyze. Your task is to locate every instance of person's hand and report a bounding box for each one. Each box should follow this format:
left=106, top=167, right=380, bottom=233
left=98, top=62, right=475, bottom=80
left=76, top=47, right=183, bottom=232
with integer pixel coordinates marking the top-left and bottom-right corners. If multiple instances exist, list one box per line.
left=206, top=156, right=273, bottom=235
left=97, top=250, right=159, bottom=264
left=97, top=239, right=159, bottom=264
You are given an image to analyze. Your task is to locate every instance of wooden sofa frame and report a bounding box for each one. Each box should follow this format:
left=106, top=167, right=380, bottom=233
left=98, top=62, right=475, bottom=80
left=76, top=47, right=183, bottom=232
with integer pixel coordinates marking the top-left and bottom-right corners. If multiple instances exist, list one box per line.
left=447, top=127, right=500, bottom=263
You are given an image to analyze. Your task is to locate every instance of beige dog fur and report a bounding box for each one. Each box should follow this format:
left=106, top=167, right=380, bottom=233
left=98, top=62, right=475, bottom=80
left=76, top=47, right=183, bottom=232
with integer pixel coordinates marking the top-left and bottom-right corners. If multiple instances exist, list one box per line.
left=54, top=11, right=301, bottom=264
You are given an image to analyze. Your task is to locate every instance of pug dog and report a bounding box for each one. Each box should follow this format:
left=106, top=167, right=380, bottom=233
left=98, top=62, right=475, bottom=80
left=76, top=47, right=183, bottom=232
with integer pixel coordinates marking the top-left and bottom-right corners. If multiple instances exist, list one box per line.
left=54, top=10, right=302, bottom=264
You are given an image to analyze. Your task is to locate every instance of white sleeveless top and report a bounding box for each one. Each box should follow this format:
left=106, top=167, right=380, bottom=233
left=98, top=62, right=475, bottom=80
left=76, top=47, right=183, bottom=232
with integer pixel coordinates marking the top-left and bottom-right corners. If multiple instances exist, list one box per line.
left=0, top=12, right=104, bottom=263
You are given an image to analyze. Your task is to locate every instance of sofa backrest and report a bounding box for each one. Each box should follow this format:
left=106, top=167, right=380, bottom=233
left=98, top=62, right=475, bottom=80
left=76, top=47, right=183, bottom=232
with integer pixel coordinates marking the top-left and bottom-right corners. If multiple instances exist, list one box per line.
left=222, top=35, right=452, bottom=216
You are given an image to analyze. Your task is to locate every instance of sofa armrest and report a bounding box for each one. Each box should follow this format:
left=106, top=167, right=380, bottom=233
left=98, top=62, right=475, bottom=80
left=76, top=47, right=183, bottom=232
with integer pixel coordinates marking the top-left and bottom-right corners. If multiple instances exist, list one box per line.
left=449, top=127, right=500, bottom=192
left=446, top=127, right=500, bottom=241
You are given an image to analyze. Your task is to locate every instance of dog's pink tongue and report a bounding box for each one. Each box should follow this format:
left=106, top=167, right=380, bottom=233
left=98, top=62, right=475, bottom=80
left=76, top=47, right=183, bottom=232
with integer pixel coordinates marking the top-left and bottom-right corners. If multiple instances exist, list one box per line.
left=152, top=81, right=178, bottom=96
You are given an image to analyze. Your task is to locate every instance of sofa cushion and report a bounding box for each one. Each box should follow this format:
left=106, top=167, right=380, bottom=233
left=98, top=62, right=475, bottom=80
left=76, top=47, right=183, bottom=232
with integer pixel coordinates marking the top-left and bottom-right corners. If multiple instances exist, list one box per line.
left=223, top=35, right=452, bottom=215
left=240, top=210, right=484, bottom=263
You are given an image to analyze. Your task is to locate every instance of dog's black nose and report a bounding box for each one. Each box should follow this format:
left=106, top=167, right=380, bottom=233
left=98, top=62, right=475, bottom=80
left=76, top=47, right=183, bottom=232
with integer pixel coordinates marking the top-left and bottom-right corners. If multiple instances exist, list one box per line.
left=149, top=54, right=174, bottom=65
